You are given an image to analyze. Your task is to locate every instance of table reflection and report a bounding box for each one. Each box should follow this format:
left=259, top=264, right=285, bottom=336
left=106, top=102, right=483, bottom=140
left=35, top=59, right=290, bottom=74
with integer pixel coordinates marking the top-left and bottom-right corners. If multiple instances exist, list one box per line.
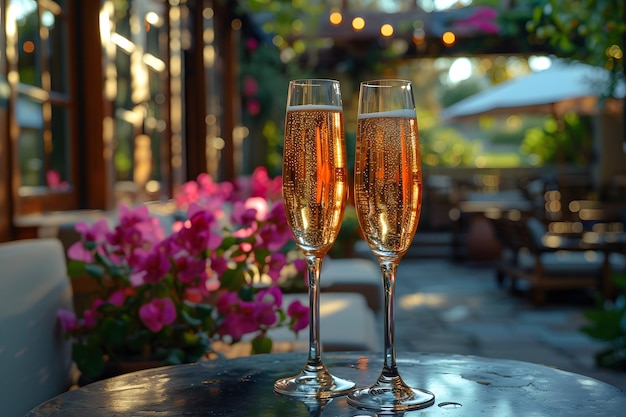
left=27, top=352, right=626, bottom=416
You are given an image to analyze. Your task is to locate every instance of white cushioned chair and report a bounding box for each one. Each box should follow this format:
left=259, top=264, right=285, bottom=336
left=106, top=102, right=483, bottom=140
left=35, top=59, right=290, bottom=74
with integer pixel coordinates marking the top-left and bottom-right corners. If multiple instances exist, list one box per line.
left=0, top=239, right=75, bottom=416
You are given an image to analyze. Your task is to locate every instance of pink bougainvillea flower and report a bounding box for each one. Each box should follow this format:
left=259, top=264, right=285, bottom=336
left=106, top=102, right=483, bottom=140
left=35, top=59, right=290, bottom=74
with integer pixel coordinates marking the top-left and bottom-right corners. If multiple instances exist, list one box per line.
left=265, top=201, right=291, bottom=233
left=451, top=6, right=500, bottom=35
left=253, top=286, right=282, bottom=327
left=245, top=197, right=269, bottom=221
left=118, top=204, right=164, bottom=244
left=185, top=287, right=204, bottom=303
left=195, top=173, right=235, bottom=205
left=176, top=208, right=222, bottom=254
left=67, top=241, right=93, bottom=263
left=67, top=219, right=111, bottom=262
left=83, top=299, right=104, bottom=329
left=135, top=245, right=171, bottom=284
left=46, top=169, right=70, bottom=190
left=209, top=252, right=228, bottom=276
left=175, top=180, right=200, bottom=208
left=287, top=299, right=309, bottom=332
left=265, top=252, right=286, bottom=282
left=293, top=258, right=306, bottom=274
left=257, top=222, right=291, bottom=251
left=216, top=291, right=239, bottom=315
left=249, top=166, right=282, bottom=201
left=219, top=309, right=258, bottom=340
left=175, top=254, right=208, bottom=284
left=245, top=37, right=259, bottom=51
left=139, top=298, right=177, bottom=333
left=246, top=99, right=260, bottom=116
left=57, top=309, right=77, bottom=332
left=242, top=76, right=258, bottom=97
left=215, top=292, right=260, bottom=340
left=108, top=289, right=129, bottom=307
left=231, top=201, right=257, bottom=225
left=249, top=166, right=270, bottom=198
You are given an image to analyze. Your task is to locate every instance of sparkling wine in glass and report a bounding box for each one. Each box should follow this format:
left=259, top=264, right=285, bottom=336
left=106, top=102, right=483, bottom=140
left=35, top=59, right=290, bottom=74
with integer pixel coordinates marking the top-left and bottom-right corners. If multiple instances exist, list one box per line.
left=348, top=79, right=435, bottom=411
left=274, top=79, right=354, bottom=398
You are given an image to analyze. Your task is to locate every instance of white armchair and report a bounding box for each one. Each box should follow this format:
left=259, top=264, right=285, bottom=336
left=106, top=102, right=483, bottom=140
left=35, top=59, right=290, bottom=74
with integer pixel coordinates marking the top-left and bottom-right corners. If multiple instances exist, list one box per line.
left=0, top=239, right=75, bottom=416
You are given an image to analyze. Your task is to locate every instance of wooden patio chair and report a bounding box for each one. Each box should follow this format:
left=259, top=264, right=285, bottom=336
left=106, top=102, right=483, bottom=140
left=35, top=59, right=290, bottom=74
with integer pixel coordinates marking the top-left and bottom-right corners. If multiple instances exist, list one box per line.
left=491, top=214, right=625, bottom=305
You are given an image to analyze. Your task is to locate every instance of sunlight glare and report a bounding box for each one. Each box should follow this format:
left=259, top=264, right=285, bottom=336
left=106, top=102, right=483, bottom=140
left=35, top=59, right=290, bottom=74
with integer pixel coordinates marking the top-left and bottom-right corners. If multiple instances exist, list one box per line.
left=399, top=293, right=446, bottom=310
left=528, top=55, right=552, bottom=71
left=448, top=57, right=472, bottom=84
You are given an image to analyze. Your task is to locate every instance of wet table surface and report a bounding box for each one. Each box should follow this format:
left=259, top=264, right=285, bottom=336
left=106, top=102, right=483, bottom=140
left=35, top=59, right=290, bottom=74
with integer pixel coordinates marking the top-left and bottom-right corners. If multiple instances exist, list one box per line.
left=26, top=352, right=626, bottom=416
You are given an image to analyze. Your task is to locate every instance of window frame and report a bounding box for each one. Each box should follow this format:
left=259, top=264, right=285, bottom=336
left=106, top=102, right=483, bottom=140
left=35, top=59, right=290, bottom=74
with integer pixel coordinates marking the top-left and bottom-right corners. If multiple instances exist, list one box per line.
left=7, top=0, right=79, bottom=216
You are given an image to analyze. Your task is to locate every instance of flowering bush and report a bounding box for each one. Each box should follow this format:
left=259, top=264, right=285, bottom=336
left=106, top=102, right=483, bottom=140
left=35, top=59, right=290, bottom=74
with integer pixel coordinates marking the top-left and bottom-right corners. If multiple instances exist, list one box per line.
left=58, top=167, right=307, bottom=379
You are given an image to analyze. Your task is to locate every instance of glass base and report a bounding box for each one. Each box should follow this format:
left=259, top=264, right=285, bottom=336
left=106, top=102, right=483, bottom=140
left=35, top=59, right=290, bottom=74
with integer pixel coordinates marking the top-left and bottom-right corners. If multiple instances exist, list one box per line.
left=347, top=377, right=435, bottom=412
left=274, top=367, right=355, bottom=398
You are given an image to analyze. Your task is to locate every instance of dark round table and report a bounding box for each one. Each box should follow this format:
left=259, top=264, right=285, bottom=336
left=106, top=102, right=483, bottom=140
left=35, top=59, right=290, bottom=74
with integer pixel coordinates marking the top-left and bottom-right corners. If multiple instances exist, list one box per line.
left=26, top=352, right=626, bottom=416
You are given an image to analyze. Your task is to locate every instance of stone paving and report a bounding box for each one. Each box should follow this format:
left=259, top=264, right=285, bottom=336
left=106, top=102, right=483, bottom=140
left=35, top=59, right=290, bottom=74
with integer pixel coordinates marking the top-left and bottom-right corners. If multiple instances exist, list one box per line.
left=388, top=258, right=626, bottom=391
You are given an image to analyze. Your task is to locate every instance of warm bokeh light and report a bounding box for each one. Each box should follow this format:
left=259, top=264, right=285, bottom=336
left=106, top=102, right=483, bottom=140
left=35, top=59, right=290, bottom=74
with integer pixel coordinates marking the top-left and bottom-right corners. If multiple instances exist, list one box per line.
left=231, top=18, right=242, bottom=30
left=352, top=17, right=365, bottom=31
left=412, top=28, right=425, bottom=45
left=442, top=31, right=455, bottom=46
left=607, top=44, right=623, bottom=59
left=202, top=7, right=214, bottom=19
left=22, top=40, right=35, bottom=53
left=380, top=24, right=393, bottom=37
left=505, top=115, right=521, bottom=129
left=292, top=19, right=304, bottom=33
left=329, top=10, right=342, bottom=26
left=145, top=11, right=160, bottom=26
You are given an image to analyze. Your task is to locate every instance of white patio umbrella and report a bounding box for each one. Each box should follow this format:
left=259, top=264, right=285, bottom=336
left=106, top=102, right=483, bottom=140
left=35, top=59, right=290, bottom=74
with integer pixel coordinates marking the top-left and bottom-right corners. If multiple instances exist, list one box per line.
left=441, top=60, right=625, bottom=120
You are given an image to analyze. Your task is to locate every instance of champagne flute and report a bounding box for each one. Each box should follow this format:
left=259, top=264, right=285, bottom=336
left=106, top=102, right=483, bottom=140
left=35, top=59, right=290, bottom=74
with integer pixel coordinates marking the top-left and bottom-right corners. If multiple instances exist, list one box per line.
left=348, top=79, right=435, bottom=411
left=274, top=79, right=354, bottom=397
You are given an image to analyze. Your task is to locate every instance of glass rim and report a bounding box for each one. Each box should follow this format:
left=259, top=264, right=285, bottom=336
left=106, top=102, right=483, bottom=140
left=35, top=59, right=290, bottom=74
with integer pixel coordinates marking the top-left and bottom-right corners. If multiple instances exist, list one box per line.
left=289, top=78, right=340, bottom=86
left=360, top=79, right=412, bottom=87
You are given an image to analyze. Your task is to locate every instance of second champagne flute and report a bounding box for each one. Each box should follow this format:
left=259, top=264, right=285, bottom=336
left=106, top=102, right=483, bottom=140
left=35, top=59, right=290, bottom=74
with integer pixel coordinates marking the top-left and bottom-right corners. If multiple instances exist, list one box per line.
left=274, top=79, right=354, bottom=398
left=348, top=79, right=435, bottom=411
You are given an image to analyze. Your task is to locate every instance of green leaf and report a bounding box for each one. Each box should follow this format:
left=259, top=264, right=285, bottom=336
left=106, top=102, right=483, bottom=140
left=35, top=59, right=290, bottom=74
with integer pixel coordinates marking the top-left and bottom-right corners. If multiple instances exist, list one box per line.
left=220, top=236, right=238, bottom=250
left=220, top=268, right=246, bottom=291
left=181, top=310, right=203, bottom=327
left=67, top=260, right=86, bottom=278
left=581, top=308, right=625, bottom=341
left=83, top=241, right=97, bottom=251
left=532, top=5, right=543, bottom=23
left=94, top=251, right=114, bottom=269
left=238, top=285, right=254, bottom=302
left=73, top=343, right=105, bottom=378
left=127, top=329, right=152, bottom=351
left=161, top=348, right=186, bottom=365
left=189, top=303, right=214, bottom=325
left=84, top=263, right=106, bottom=278
left=254, top=247, right=271, bottom=265
left=614, top=274, right=626, bottom=289
left=251, top=335, right=272, bottom=354
left=100, top=317, right=129, bottom=347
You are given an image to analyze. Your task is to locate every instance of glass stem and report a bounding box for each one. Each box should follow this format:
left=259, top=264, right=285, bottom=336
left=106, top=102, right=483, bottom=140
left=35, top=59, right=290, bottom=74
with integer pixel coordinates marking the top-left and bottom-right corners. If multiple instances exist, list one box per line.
left=380, top=260, right=399, bottom=376
left=305, top=255, right=323, bottom=367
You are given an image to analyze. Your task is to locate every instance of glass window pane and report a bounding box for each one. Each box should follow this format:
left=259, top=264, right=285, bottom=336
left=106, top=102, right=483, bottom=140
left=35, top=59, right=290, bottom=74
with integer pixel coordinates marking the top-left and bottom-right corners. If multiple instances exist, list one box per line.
left=114, top=0, right=131, bottom=39
left=46, top=7, right=69, bottom=93
left=115, top=48, right=132, bottom=108
left=49, top=104, right=70, bottom=189
left=16, top=94, right=44, bottom=188
left=114, top=117, right=133, bottom=181
left=18, top=126, right=43, bottom=186
left=14, top=0, right=40, bottom=87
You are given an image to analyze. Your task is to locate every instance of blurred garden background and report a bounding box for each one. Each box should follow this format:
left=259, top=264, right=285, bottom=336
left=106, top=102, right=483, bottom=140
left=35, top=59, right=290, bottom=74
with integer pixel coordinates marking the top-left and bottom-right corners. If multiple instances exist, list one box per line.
left=1, top=0, right=624, bottom=240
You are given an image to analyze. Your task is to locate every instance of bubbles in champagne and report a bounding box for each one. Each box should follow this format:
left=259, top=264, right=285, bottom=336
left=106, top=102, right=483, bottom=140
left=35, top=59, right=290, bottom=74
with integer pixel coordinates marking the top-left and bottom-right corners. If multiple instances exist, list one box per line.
left=282, top=106, right=347, bottom=256
left=354, top=113, right=422, bottom=258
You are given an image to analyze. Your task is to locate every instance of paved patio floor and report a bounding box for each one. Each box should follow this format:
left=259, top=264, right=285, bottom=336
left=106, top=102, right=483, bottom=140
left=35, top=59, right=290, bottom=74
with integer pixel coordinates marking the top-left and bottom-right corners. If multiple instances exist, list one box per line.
left=388, top=258, right=626, bottom=391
